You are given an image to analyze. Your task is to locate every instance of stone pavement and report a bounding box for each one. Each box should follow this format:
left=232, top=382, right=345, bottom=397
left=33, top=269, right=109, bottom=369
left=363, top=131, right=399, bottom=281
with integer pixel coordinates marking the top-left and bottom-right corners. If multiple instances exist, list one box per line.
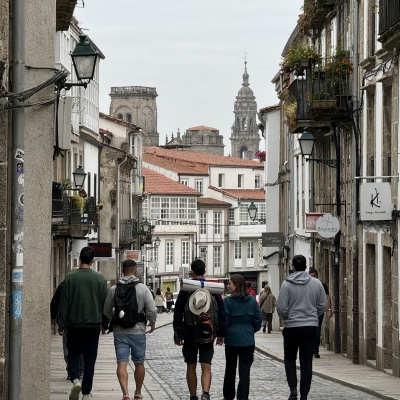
left=51, top=312, right=400, bottom=400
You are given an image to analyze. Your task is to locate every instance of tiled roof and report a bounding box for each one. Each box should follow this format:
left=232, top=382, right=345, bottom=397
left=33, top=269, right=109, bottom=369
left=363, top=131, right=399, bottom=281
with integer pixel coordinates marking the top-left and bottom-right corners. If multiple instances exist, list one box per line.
left=209, top=186, right=265, bottom=200
left=143, top=154, right=208, bottom=175
left=143, top=147, right=263, bottom=168
left=99, top=112, right=142, bottom=131
left=143, top=168, right=200, bottom=196
left=187, top=125, right=218, bottom=131
left=198, top=197, right=232, bottom=206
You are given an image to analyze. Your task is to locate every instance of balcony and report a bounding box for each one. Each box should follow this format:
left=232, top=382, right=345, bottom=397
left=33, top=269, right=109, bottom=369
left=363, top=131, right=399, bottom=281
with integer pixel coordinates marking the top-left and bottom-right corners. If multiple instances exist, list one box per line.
left=299, top=0, right=336, bottom=32
left=52, top=183, right=97, bottom=237
left=287, top=56, right=353, bottom=132
left=120, top=219, right=138, bottom=244
left=378, top=0, right=400, bottom=51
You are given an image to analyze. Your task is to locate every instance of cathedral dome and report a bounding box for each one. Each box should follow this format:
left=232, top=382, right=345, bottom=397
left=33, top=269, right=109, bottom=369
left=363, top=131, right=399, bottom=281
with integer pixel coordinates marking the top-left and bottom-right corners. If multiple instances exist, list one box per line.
left=238, top=86, right=254, bottom=97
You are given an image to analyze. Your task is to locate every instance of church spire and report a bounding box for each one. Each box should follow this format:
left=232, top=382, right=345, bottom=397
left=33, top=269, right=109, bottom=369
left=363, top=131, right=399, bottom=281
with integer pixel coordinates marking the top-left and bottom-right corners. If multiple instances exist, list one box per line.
left=242, top=60, right=249, bottom=87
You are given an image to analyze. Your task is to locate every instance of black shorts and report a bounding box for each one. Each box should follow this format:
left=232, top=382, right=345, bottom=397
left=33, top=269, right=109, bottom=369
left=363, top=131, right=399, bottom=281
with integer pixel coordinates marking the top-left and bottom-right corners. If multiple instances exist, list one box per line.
left=182, top=340, right=214, bottom=364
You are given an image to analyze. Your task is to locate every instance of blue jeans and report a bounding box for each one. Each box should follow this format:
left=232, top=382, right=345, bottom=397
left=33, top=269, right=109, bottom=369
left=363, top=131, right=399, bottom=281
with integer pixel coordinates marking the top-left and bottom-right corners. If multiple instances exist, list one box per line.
left=223, top=345, right=254, bottom=400
left=283, top=326, right=318, bottom=397
left=67, top=327, right=100, bottom=395
left=114, top=333, right=146, bottom=363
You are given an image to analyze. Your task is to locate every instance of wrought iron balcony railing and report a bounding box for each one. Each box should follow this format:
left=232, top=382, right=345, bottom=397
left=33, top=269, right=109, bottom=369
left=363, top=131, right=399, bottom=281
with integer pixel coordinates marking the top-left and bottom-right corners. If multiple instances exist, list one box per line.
left=120, top=219, right=138, bottom=244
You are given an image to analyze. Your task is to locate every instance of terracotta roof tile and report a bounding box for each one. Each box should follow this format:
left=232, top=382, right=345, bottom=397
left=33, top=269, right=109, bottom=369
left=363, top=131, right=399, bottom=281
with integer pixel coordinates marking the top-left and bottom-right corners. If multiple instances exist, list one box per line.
left=143, top=168, right=200, bottom=196
left=209, top=186, right=265, bottom=200
left=143, top=147, right=263, bottom=169
left=198, top=197, right=232, bottom=206
left=143, top=154, right=208, bottom=175
left=187, top=125, right=218, bottom=131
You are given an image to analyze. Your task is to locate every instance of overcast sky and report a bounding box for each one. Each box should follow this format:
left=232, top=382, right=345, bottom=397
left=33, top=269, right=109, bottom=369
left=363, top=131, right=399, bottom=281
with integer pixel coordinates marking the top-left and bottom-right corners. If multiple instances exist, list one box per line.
left=74, top=0, right=303, bottom=154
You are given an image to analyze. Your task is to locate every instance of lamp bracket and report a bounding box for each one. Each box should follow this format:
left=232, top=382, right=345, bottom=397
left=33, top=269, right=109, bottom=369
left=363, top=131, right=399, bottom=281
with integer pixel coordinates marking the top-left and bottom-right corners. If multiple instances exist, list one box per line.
left=306, top=158, right=337, bottom=168
left=64, top=82, right=88, bottom=90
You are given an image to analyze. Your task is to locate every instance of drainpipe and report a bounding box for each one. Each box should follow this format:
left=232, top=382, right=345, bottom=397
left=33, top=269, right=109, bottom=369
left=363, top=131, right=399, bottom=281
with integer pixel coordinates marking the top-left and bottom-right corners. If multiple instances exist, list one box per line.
left=9, top=0, right=25, bottom=397
left=352, top=0, right=360, bottom=364
left=116, top=155, right=128, bottom=280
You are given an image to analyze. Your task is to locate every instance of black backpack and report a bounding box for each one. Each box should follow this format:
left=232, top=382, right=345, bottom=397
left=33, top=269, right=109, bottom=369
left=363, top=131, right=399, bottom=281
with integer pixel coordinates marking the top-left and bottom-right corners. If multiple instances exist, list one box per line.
left=112, top=281, right=146, bottom=329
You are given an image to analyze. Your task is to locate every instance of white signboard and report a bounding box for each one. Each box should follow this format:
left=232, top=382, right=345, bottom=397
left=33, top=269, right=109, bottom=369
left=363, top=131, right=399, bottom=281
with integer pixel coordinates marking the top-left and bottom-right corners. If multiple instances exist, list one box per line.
left=72, top=239, right=88, bottom=259
left=316, top=214, right=340, bottom=238
left=360, top=182, right=392, bottom=221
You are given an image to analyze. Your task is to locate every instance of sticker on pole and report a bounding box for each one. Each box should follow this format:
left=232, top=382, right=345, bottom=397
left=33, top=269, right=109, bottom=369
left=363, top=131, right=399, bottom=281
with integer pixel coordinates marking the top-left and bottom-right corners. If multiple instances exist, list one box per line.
left=315, top=214, right=340, bottom=238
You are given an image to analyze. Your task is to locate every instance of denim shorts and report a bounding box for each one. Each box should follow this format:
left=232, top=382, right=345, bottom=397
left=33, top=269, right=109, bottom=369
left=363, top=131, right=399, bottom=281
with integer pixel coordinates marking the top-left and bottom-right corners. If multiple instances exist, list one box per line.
left=114, top=333, right=146, bottom=363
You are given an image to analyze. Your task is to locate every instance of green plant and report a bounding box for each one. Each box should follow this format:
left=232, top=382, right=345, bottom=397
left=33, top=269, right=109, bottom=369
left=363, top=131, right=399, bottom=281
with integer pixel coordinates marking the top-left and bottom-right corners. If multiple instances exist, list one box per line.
left=72, top=194, right=87, bottom=215
left=280, top=43, right=320, bottom=72
left=281, top=91, right=297, bottom=131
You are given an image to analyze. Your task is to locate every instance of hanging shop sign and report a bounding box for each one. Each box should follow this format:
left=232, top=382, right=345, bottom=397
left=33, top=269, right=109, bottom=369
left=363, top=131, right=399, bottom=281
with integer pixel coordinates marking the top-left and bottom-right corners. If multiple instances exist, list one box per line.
left=315, top=214, right=340, bottom=238
left=360, top=182, right=392, bottom=221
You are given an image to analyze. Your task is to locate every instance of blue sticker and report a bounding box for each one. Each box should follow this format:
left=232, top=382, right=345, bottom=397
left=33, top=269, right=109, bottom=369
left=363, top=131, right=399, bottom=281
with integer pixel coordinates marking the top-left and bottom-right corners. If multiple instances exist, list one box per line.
left=17, top=163, right=24, bottom=173
left=12, top=291, right=22, bottom=318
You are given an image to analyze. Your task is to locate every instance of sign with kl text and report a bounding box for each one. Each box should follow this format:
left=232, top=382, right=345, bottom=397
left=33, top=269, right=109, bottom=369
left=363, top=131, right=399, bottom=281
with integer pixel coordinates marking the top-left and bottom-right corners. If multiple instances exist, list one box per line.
left=360, top=182, right=392, bottom=221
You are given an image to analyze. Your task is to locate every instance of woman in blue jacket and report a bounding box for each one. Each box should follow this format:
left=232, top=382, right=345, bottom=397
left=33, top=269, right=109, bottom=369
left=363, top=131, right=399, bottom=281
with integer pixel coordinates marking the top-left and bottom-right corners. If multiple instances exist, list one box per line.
left=223, top=274, right=262, bottom=400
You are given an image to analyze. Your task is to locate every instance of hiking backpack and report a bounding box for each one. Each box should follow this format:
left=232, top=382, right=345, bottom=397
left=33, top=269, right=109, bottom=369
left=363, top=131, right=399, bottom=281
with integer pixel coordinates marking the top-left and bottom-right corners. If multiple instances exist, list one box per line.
left=183, top=288, right=218, bottom=344
left=112, top=281, right=146, bottom=329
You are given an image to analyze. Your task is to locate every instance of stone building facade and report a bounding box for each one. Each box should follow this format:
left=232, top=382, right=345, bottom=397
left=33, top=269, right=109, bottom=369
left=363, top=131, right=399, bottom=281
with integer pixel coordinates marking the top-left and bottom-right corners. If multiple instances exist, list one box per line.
left=109, top=86, right=159, bottom=147
left=180, top=125, right=224, bottom=155
left=230, top=62, right=260, bottom=159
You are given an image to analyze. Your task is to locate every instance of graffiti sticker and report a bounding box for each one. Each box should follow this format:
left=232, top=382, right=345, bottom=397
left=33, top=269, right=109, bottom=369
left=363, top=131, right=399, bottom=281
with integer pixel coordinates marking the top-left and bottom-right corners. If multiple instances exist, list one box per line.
left=18, top=193, right=24, bottom=206
left=12, top=291, right=22, bottom=318
left=15, top=149, right=24, bottom=162
left=12, top=269, right=23, bottom=283
left=17, top=163, right=24, bottom=173
left=18, top=174, right=24, bottom=186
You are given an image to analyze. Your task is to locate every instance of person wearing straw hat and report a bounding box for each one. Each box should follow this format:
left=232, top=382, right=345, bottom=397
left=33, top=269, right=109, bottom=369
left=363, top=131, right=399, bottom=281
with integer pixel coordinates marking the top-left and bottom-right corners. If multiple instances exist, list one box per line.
left=173, top=259, right=227, bottom=400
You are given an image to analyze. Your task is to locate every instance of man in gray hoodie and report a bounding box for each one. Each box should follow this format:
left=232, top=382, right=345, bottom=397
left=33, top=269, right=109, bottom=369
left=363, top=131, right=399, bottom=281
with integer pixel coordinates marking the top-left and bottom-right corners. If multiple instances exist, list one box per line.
left=103, top=259, right=157, bottom=400
left=276, top=255, right=326, bottom=400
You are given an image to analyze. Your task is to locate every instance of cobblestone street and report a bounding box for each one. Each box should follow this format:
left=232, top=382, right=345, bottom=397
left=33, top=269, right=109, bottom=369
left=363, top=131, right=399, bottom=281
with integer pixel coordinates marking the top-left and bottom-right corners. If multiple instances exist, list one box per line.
left=143, top=325, right=380, bottom=400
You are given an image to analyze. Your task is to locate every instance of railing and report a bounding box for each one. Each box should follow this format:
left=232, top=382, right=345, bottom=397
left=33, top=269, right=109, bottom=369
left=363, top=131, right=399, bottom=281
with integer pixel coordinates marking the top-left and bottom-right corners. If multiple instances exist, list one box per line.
left=379, top=0, right=400, bottom=35
left=110, top=86, right=157, bottom=95
left=120, top=219, right=138, bottom=243
left=290, top=56, right=353, bottom=123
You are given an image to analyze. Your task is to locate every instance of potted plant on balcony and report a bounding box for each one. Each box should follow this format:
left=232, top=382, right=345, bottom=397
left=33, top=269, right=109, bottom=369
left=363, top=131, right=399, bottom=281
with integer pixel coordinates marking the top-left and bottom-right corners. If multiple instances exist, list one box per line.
left=280, top=43, right=320, bottom=74
left=255, top=150, right=266, bottom=162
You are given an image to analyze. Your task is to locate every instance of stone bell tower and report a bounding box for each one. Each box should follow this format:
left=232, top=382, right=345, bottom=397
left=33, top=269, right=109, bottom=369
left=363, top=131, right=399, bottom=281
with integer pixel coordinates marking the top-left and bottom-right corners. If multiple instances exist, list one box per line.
left=230, top=61, right=260, bottom=159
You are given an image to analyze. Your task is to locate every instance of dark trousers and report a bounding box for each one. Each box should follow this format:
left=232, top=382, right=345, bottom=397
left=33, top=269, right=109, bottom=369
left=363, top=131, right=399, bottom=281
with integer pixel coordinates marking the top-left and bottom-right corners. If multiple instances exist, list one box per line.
left=223, top=345, right=254, bottom=400
left=262, top=311, right=273, bottom=333
left=67, top=327, right=100, bottom=395
left=283, top=326, right=318, bottom=397
left=314, top=314, right=324, bottom=354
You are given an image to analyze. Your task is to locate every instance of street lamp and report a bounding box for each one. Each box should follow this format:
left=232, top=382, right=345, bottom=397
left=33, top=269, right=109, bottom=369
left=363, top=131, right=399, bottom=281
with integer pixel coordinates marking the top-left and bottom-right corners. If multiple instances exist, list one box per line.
left=148, top=237, right=161, bottom=292
left=299, top=129, right=337, bottom=168
left=247, top=202, right=266, bottom=223
left=65, top=35, right=99, bottom=90
left=72, top=165, right=87, bottom=189
left=142, top=219, right=151, bottom=233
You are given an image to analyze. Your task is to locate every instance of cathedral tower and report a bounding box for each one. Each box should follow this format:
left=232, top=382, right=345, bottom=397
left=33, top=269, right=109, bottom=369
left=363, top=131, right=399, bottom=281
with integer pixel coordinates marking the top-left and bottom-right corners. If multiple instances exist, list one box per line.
left=230, top=62, right=260, bottom=159
left=109, top=86, right=159, bottom=146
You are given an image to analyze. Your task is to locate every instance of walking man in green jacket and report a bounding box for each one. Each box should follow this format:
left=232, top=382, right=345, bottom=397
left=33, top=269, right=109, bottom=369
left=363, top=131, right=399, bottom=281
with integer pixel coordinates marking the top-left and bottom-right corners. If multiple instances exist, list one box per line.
left=57, top=246, right=108, bottom=400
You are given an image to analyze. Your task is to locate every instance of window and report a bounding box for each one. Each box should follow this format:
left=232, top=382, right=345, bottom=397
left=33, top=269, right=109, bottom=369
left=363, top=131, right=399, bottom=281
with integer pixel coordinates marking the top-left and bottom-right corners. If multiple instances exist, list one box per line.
left=255, top=175, right=261, bottom=189
left=182, top=241, right=189, bottom=266
left=181, top=179, right=188, bottom=186
left=126, top=113, right=132, bottom=123
left=218, top=173, right=224, bottom=188
left=94, top=173, right=97, bottom=201
left=242, top=117, right=247, bottom=129
left=150, top=197, right=197, bottom=223
left=200, top=212, right=207, bottom=235
left=239, top=202, right=266, bottom=224
left=238, top=174, right=244, bottom=188
left=150, top=246, right=158, bottom=262
left=214, top=212, right=221, bottom=235
left=228, top=209, right=235, bottom=226
left=234, top=242, right=242, bottom=259
left=166, top=242, right=174, bottom=272
left=213, top=246, right=221, bottom=272
left=87, top=172, right=91, bottom=197
left=247, top=241, right=254, bottom=259
left=195, top=179, right=203, bottom=193
left=117, top=113, right=123, bottom=119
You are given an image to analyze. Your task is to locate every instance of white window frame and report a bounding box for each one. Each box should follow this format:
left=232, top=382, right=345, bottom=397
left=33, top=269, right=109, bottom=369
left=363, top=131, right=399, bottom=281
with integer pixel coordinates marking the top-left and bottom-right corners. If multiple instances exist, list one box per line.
left=255, top=175, right=261, bottom=189
left=214, top=212, right=222, bottom=237
left=181, top=179, right=188, bottom=186
left=218, top=173, right=224, bottom=188
left=195, top=179, right=203, bottom=193
left=213, top=246, right=221, bottom=275
left=238, top=174, right=244, bottom=188
left=166, top=241, right=174, bottom=272
left=234, top=241, right=242, bottom=268
left=182, top=240, right=189, bottom=267
left=228, top=208, right=235, bottom=226
left=200, top=212, right=207, bottom=236
left=247, top=241, right=254, bottom=267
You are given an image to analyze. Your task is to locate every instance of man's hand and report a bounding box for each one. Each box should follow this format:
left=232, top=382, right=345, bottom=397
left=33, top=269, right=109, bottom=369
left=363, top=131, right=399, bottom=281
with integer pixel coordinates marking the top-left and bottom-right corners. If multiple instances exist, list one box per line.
left=101, top=327, right=107, bottom=334
left=174, top=337, right=183, bottom=346
left=58, top=330, right=64, bottom=336
left=216, top=337, right=224, bottom=346
left=146, top=325, right=155, bottom=334
left=327, top=309, right=333, bottom=318
left=51, top=319, right=56, bottom=328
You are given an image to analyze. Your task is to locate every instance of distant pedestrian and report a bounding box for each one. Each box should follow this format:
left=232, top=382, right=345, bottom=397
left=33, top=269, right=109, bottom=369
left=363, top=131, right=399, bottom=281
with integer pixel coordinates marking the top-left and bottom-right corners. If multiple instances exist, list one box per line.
left=277, top=255, right=326, bottom=400
left=246, top=281, right=257, bottom=297
left=57, top=247, right=108, bottom=400
left=104, top=259, right=157, bottom=400
left=259, top=285, right=276, bottom=334
left=154, top=287, right=165, bottom=313
left=173, top=259, right=227, bottom=400
left=165, top=287, right=174, bottom=313
left=223, top=274, right=262, bottom=400
left=308, top=267, right=332, bottom=358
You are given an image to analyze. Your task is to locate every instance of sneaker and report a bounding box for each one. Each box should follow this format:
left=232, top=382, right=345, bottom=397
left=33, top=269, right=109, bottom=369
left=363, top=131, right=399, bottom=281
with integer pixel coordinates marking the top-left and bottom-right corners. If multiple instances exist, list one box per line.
left=201, top=393, right=210, bottom=400
left=263, top=325, right=266, bottom=333
left=189, top=396, right=199, bottom=400
left=314, top=353, right=320, bottom=358
left=69, top=379, right=81, bottom=400
left=133, top=395, right=143, bottom=400
left=82, top=396, right=90, bottom=400
left=288, top=388, right=298, bottom=400
left=122, top=396, right=130, bottom=400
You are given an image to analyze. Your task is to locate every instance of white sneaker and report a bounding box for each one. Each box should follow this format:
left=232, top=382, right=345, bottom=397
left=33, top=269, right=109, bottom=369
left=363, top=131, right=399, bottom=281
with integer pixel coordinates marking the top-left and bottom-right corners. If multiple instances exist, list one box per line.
left=82, top=395, right=90, bottom=400
left=69, top=379, right=81, bottom=400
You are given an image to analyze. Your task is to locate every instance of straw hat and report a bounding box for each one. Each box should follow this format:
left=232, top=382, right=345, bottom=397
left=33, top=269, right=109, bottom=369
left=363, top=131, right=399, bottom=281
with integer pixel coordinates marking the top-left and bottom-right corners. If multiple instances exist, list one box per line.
left=188, top=288, right=211, bottom=315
